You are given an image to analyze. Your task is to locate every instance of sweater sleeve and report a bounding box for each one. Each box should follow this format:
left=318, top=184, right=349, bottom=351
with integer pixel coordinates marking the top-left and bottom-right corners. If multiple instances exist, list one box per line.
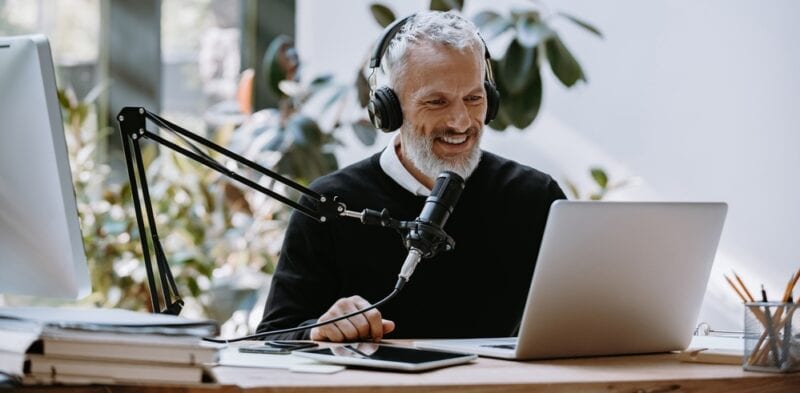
left=548, top=177, right=568, bottom=203
left=256, top=195, right=341, bottom=340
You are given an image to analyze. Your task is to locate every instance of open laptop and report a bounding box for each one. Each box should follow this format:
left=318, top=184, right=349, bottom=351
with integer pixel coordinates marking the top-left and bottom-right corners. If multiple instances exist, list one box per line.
left=415, top=201, right=727, bottom=360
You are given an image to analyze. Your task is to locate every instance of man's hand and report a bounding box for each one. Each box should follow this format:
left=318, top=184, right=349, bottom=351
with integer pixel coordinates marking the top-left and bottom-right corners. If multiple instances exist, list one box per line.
left=310, top=296, right=395, bottom=342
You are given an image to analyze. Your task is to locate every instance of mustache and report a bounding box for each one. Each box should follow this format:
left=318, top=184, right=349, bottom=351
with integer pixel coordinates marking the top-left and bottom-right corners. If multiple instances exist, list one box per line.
left=430, top=126, right=481, bottom=139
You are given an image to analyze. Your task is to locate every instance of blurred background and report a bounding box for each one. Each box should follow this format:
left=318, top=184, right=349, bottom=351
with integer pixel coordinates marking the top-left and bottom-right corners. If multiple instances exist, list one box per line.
left=1, top=0, right=797, bottom=337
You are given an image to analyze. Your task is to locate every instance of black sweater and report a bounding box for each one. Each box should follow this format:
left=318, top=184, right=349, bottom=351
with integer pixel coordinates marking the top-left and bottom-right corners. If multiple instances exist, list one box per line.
left=258, top=151, right=566, bottom=340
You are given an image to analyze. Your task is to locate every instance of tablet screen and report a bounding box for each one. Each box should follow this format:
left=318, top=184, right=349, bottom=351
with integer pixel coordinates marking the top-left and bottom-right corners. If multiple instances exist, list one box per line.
left=293, top=343, right=477, bottom=371
left=299, top=344, right=472, bottom=364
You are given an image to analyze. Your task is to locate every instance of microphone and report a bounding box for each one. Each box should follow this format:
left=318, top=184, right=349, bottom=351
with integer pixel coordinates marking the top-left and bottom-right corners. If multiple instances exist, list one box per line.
left=398, top=171, right=465, bottom=282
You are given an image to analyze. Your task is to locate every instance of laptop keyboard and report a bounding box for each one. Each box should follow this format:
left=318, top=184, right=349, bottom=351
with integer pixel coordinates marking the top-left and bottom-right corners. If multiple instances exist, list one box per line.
left=480, top=343, right=517, bottom=350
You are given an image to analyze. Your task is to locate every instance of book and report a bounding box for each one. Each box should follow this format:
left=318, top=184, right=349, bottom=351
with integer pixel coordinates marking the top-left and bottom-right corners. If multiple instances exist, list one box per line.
left=40, top=328, right=221, bottom=365
left=0, top=306, right=217, bottom=336
left=0, top=351, right=26, bottom=376
left=24, top=354, right=209, bottom=384
left=0, top=306, right=222, bottom=384
left=0, top=318, right=42, bottom=377
left=0, top=319, right=41, bottom=353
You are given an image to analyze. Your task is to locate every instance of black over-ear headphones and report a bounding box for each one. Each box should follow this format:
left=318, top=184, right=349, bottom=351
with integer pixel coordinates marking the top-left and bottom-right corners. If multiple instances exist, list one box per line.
left=367, top=14, right=500, bottom=132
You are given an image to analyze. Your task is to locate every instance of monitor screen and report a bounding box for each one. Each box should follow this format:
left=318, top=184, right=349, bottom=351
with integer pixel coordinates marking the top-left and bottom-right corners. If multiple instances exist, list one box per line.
left=0, top=35, right=91, bottom=299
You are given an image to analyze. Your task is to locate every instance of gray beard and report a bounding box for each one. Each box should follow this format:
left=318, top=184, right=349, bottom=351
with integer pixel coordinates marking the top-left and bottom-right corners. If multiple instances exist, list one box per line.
left=400, top=124, right=483, bottom=181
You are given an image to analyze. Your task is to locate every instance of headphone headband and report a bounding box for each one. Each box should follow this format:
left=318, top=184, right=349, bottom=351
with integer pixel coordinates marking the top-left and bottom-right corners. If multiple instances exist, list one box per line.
left=369, top=16, right=413, bottom=69
left=368, top=14, right=493, bottom=70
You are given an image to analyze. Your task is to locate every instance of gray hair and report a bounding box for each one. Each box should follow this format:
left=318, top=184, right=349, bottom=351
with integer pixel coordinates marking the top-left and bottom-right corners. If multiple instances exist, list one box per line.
left=383, top=11, right=485, bottom=92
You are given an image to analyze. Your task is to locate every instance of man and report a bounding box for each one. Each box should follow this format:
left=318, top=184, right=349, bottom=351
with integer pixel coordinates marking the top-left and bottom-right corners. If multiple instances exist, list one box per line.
left=258, top=11, right=566, bottom=342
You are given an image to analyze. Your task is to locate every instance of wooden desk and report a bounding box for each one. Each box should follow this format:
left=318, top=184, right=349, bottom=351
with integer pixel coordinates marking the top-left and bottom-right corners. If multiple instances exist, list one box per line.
left=212, top=352, right=800, bottom=393
left=19, top=350, right=800, bottom=393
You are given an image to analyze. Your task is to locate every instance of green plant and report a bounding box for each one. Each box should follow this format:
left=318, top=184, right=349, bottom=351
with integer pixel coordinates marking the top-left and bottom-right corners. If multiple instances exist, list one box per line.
left=58, top=84, right=282, bottom=319
left=368, top=1, right=601, bottom=131
left=245, top=34, right=377, bottom=184
left=564, top=167, right=634, bottom=200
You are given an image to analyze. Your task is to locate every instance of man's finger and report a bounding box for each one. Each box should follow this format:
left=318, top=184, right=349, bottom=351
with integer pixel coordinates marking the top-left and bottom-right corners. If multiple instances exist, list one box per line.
left=352, top=297, right=384, bottom=341
left=382, top=319, right=396, bottom=334
left=332, top=300, right=366, bottom=341
left=339, top=301, right=371, bottom=339
left=313, top=320, right=344, bottom=342
left=333, top=316, right=360, bottom=341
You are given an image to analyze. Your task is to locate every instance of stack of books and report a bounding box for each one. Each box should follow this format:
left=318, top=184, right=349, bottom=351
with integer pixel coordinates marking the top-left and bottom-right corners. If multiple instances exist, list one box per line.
left=0, top=307, right=222, bottom=385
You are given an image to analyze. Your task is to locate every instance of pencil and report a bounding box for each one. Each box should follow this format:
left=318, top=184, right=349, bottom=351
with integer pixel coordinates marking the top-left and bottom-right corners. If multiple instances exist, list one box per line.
left=724, top=275, right=748, bottom=303
left=782, top=269, right=800, bottom=302
left=733, top=271, right=756, bottom=302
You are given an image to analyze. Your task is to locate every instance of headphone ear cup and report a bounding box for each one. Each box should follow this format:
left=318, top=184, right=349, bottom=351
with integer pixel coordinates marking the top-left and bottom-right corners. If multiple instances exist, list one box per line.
left=368, top=87, right=403, bottom=132
left=484, top=80, right=500, bottom=125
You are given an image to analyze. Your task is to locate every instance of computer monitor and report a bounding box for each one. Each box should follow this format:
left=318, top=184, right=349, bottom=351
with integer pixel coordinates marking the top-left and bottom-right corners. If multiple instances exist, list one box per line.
left=0, top=35, right=91, bottom=299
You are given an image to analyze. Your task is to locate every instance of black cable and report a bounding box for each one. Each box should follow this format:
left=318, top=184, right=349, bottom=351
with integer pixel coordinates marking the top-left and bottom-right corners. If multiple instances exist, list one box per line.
left=202, top=278, right=406, bottom=344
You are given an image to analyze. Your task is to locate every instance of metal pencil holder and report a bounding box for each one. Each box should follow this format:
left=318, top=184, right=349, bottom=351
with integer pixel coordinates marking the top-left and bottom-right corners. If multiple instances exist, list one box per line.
left=743, top=302, right=800, bottom=373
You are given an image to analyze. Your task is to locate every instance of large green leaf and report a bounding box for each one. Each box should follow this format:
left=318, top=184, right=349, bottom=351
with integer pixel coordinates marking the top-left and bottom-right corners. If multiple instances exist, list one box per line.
left=280, top=143, right=337, bottom=184
left=494, top=58, right=542, bottom=130
left=370, top=4, right=396, bottom=28
left=310, top=74, right=333, bottom=90
left=356, top=70, right=371, bottom=108
left=262, top=35, right=294, bottom=99
left=262, top=128, right=287, bottom=152
left=488, top=100, right=510, bottom=131
left=545, top=36, right=586, bottom=87
left=499, top=39, right=537, bottom=95
left=352, top=119, right=378, bottom=146
left=516, top=17, right=556, bottom=48
left=557, top=12, right=603, bottom=38
left=287, top=115, right=324, bottom=147
left=57, top=89, right=72, bottom=111
left=429, top=0, right=463, bottom=12
left=321, top=85, right=349, bottom=114
left=473, top=11, right=513, bottom=40
left=564, top=179, right=581, bottom=200
left=590, top=167, right=608, bottom=188
left=509, top=8, right=541, bottom=25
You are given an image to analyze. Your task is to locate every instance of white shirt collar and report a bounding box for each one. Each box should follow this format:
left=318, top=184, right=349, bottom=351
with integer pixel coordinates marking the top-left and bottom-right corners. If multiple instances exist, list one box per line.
left=379, top=133, right=431, bottom=196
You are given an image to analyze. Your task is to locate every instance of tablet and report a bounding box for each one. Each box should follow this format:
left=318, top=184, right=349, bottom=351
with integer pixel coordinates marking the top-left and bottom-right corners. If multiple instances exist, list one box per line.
left=292, top=343, right=477, bottom=372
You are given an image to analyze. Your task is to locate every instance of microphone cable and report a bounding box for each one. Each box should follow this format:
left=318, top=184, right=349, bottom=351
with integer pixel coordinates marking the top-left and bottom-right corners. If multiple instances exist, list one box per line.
left=202, top=277, right=406, bottom=344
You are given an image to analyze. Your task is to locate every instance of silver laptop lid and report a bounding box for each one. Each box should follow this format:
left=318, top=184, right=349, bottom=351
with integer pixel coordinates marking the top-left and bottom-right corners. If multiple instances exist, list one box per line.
left=516, top=201, right=727, bottom=359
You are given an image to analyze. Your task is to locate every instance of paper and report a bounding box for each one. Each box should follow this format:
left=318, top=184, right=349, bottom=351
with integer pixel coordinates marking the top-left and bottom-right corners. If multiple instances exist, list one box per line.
left=217, top=347, right=346, bottom=374
left=218, top=346, right=321, bottom=369
left=0, top=306, right=216, bottom=335
left=0, top=306, right=212, bottom=326
left=687, top=335, right=743, bottom=352
left=0, top=318, right=42, bottom=353
left=289, top=364, right=345, bottom=374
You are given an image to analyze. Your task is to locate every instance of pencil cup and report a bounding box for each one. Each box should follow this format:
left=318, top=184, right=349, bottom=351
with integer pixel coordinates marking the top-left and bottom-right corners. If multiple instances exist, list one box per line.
left=743, top=302, right=800, bottom=373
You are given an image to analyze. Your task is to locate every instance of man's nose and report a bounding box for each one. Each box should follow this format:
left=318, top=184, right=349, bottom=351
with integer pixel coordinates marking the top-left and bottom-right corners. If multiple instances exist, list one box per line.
left=445, top=100, right=471, bottom=132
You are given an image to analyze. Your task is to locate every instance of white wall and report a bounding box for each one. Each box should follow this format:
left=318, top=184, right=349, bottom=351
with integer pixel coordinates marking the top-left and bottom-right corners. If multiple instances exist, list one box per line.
left=296, top=0, right=800, bottom=332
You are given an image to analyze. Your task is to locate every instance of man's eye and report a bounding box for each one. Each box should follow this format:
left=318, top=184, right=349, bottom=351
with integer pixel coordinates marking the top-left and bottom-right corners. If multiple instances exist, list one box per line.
left=426, top=99, right=446, bottom=106
left=466, top=95, right=483, bottom=102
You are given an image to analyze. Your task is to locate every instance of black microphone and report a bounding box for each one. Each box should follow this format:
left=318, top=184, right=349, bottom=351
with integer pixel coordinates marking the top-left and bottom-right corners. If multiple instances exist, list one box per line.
left=398, top=171, right=465, bottom=282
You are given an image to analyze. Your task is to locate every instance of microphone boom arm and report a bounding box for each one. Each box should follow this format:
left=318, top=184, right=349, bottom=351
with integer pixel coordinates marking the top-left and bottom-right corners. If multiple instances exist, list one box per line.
left=117, top=107, right=387, bottom=314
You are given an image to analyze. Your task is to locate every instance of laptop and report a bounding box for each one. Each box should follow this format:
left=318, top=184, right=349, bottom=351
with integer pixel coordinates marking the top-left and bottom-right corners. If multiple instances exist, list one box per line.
left=415, top=201, right=727, bottom=360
